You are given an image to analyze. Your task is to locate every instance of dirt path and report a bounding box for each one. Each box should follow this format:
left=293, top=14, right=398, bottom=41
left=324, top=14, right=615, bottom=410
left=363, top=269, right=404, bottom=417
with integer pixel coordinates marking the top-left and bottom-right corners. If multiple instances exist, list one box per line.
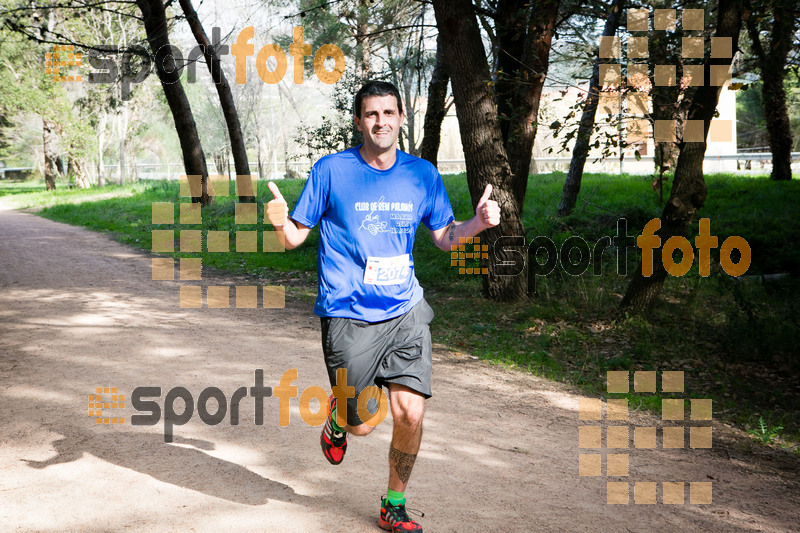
left=0, top=203, right=798, bottom=533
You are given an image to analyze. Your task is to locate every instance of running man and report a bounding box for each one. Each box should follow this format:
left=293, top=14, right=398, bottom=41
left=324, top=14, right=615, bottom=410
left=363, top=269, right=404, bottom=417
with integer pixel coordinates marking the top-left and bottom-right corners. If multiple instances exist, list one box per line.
left=266, top=80, right=500, bottom=533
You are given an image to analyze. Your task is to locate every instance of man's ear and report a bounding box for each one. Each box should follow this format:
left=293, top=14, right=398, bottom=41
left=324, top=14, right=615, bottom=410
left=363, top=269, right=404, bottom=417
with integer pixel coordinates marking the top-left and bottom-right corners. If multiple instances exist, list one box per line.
left=353, top=115, right=362, bottom=131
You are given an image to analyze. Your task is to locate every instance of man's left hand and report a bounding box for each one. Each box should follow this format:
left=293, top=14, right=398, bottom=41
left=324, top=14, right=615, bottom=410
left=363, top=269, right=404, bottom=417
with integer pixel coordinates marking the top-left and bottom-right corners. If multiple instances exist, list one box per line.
left=476, top=184, right=501, bottom=228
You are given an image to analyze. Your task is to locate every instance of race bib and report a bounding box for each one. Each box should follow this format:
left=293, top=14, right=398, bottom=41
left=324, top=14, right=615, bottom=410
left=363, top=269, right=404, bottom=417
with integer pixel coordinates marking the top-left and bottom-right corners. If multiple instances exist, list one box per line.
left=364, top=254, right=411, bottom=285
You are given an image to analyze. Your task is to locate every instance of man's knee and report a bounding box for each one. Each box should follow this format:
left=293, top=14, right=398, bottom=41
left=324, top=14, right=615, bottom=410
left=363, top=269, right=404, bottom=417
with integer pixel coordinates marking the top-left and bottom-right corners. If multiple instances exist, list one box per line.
left=390, top=388, right=426, bottom=430
left=395, top=404, right=425, bottom=431
left=346, top=422, right=376, bottom=437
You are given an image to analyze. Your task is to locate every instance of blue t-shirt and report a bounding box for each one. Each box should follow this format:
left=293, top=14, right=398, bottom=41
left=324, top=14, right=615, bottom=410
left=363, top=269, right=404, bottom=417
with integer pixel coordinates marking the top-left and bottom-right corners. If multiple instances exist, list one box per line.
left=291, top=146, right=455, bottom=321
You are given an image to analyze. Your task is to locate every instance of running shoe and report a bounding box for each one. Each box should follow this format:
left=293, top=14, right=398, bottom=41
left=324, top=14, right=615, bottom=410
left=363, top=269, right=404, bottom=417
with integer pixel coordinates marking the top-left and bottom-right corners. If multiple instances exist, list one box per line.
left=379, top=496, right=424, bottom=533
left=320, top=395, right=347, bottom=465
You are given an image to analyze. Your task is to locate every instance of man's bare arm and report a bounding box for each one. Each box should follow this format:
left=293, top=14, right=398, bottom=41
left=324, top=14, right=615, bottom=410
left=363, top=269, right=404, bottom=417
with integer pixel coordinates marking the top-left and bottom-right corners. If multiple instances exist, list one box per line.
left=429, top=184, right=501, bottom=251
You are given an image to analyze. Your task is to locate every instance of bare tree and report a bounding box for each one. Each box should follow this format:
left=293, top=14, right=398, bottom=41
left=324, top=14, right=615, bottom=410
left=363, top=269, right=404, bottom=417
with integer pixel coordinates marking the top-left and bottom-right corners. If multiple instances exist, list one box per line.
left=135, top=0, right=211, bottom=203
left=744, top=0, right=798, bottom=181
left=558, top=0, right=625, bottom=216
left=179, top=0, right=254, bottom=200
left=418, top=32, right=449, bottom=167
left=620, top=0, right=745, bottom=314
left=432, top=0, right=526, bottom=301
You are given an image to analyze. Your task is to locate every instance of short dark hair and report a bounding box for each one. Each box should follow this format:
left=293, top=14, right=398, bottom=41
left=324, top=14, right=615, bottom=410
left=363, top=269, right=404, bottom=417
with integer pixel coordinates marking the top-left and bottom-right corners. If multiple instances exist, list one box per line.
left=353, top=80, right=403, bottom=118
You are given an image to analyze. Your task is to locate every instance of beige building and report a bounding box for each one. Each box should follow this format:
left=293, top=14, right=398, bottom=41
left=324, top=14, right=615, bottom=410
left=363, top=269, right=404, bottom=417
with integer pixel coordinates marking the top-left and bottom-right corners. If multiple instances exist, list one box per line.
left=434, top=81, right=738, bottom=175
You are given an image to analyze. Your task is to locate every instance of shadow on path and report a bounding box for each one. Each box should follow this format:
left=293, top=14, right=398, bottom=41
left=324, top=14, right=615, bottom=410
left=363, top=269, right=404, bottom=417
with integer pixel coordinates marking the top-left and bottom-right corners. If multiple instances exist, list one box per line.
left=23, top=424, right=306, bottom=506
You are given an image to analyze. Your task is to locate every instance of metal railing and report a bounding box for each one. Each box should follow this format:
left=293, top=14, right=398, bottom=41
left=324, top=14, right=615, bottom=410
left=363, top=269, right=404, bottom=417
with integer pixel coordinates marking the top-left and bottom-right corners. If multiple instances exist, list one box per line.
left=2, top=153, right=798, bottom=180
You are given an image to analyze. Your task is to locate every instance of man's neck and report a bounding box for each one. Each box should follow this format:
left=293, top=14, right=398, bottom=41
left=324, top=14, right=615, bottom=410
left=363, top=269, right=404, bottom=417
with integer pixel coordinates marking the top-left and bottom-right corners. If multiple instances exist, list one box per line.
left=359, top=145, right=397, bottom=170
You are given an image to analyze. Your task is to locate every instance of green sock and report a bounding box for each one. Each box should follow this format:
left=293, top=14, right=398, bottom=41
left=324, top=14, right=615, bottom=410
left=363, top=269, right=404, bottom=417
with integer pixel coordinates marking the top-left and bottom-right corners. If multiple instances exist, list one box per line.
left=386, top=488, right=405, bottom=506
left=330, top=403, right=344, bottom=432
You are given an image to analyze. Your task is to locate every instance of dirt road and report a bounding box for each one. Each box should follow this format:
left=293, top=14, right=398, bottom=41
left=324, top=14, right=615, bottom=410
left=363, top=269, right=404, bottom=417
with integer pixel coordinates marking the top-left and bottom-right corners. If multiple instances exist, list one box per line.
left=0, top=203, right=798, bottom=532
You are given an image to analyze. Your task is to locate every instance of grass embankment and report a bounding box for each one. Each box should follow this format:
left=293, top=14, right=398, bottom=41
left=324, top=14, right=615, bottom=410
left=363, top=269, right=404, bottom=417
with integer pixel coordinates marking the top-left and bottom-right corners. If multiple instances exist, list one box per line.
left=4, top=173, right=800, bottom=451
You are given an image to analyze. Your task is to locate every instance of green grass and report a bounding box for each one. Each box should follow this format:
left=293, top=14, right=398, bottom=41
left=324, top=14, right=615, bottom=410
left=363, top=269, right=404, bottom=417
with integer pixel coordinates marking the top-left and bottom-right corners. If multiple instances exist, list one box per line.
left=0, top=178, right=47, bottom=197
left=4, top=172, right=800, bottom=450
left=4, top=179, right=320, bottom=287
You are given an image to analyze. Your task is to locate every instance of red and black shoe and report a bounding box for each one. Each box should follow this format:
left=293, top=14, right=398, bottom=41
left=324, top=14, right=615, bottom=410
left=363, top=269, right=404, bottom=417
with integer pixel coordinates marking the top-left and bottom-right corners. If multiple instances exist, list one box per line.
left=320, top=395, right=347, bottom=465
left=379, top=496, right=424, bottom=533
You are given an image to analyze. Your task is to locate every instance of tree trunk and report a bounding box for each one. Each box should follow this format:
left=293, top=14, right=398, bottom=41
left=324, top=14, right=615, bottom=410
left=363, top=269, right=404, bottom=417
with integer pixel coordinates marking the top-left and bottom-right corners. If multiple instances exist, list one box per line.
left=42, top=118, right=59, bottom=191
left=762, top=73, right=794, bottom=180
left=33, top=0, right=61, bottom=192
left=403, top=74, right=417, bottom=155
left=213, top=152, right=225, bottom=176
left=559, top=0, right=625, bottom=216
left=280, top=89, right=290, bottom=177
left=136, top=0, right=210, bottom=205
left=620, top=0, right=744, bottom=314
left=257, top=134, right=264, bottom=180
left=419, top=33, right=449, bottom=168
left=73, top=158, right=92, bottom=188
left=97, top=111, right=107, bottom=187
left=495, top=0, right=560, bottom=211
left=118, top=106, right=127, bottom=186
left=494, top=0, right=527, bottom=147
left=55, top=155, right=66, bottom=177
left=355, top=0, right=371, bottom=80
left=433, top=0, right=526, bottom=301
left=745, top=1, right=796, bottom=181
left=650, top=21, right=685, bottom=200
left=179, top=0, right=255, bottom=200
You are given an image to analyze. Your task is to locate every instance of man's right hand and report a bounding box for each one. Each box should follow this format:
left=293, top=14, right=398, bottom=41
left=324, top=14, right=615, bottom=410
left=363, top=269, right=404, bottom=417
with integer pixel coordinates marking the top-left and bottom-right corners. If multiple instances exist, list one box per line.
left=267, top=181, right=288, bottom=228
left=265, top=181, right=311, bottom=250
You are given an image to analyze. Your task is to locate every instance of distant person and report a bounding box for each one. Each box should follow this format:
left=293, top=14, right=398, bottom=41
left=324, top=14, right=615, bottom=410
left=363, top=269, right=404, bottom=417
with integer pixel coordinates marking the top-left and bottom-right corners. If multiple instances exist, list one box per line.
left=266, top=80, right=500, bottom=533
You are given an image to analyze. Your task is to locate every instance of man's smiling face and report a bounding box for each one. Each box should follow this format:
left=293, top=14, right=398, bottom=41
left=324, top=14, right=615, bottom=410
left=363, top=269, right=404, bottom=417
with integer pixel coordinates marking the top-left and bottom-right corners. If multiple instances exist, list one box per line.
left=354, top=95, right=405, bottom=159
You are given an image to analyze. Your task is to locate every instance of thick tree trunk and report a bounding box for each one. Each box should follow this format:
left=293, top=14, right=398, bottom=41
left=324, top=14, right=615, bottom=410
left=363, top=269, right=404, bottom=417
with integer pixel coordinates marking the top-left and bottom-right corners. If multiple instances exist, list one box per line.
left=746, top=1, right=796, bottom=181
left=559, top=0, right=625, bottom=216
left=620, top=0, right=744, bottom=314
left=136, top=0, right=210, bottom=204
left=762, top=74, right=794, bottom=180
left=433, top=0, right=526, bottom=302
left=494, top=0, right=526, bottom=146
left=495, top=0, right=560, bottom=210
left=42, top=118, right=59, bottom=191
left=180, top=0, right=255, bottom=200
left=419, top=33, right=449, bottom=168
left=73, top=158, right=92, bottom=188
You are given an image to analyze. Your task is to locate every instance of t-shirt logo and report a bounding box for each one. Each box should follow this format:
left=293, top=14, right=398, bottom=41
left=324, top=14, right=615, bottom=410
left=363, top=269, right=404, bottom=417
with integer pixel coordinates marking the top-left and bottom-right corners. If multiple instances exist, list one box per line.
left=356, top=195, right=415, bottom=236
left=358, top=196, right=390, bottom=235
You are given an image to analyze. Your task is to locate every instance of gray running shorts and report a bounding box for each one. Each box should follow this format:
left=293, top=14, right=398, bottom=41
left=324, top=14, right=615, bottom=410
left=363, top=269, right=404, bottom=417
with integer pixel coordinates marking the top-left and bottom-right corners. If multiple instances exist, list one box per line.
left=320, top=299, right=435, bottom=427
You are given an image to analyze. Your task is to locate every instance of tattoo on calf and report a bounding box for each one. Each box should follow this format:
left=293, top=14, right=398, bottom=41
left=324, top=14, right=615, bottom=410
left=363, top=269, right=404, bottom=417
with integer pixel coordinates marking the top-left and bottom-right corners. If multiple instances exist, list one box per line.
left=448, top=225, right=455, bottom=243
left=389, top=445, right=417, bottom=484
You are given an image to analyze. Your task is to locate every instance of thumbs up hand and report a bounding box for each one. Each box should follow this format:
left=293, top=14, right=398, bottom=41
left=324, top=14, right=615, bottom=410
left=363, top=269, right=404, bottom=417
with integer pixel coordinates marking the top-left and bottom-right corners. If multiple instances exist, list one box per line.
left=476, top=184, right=500, bottom=229
left=266, top=181, right=288, bottom=228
